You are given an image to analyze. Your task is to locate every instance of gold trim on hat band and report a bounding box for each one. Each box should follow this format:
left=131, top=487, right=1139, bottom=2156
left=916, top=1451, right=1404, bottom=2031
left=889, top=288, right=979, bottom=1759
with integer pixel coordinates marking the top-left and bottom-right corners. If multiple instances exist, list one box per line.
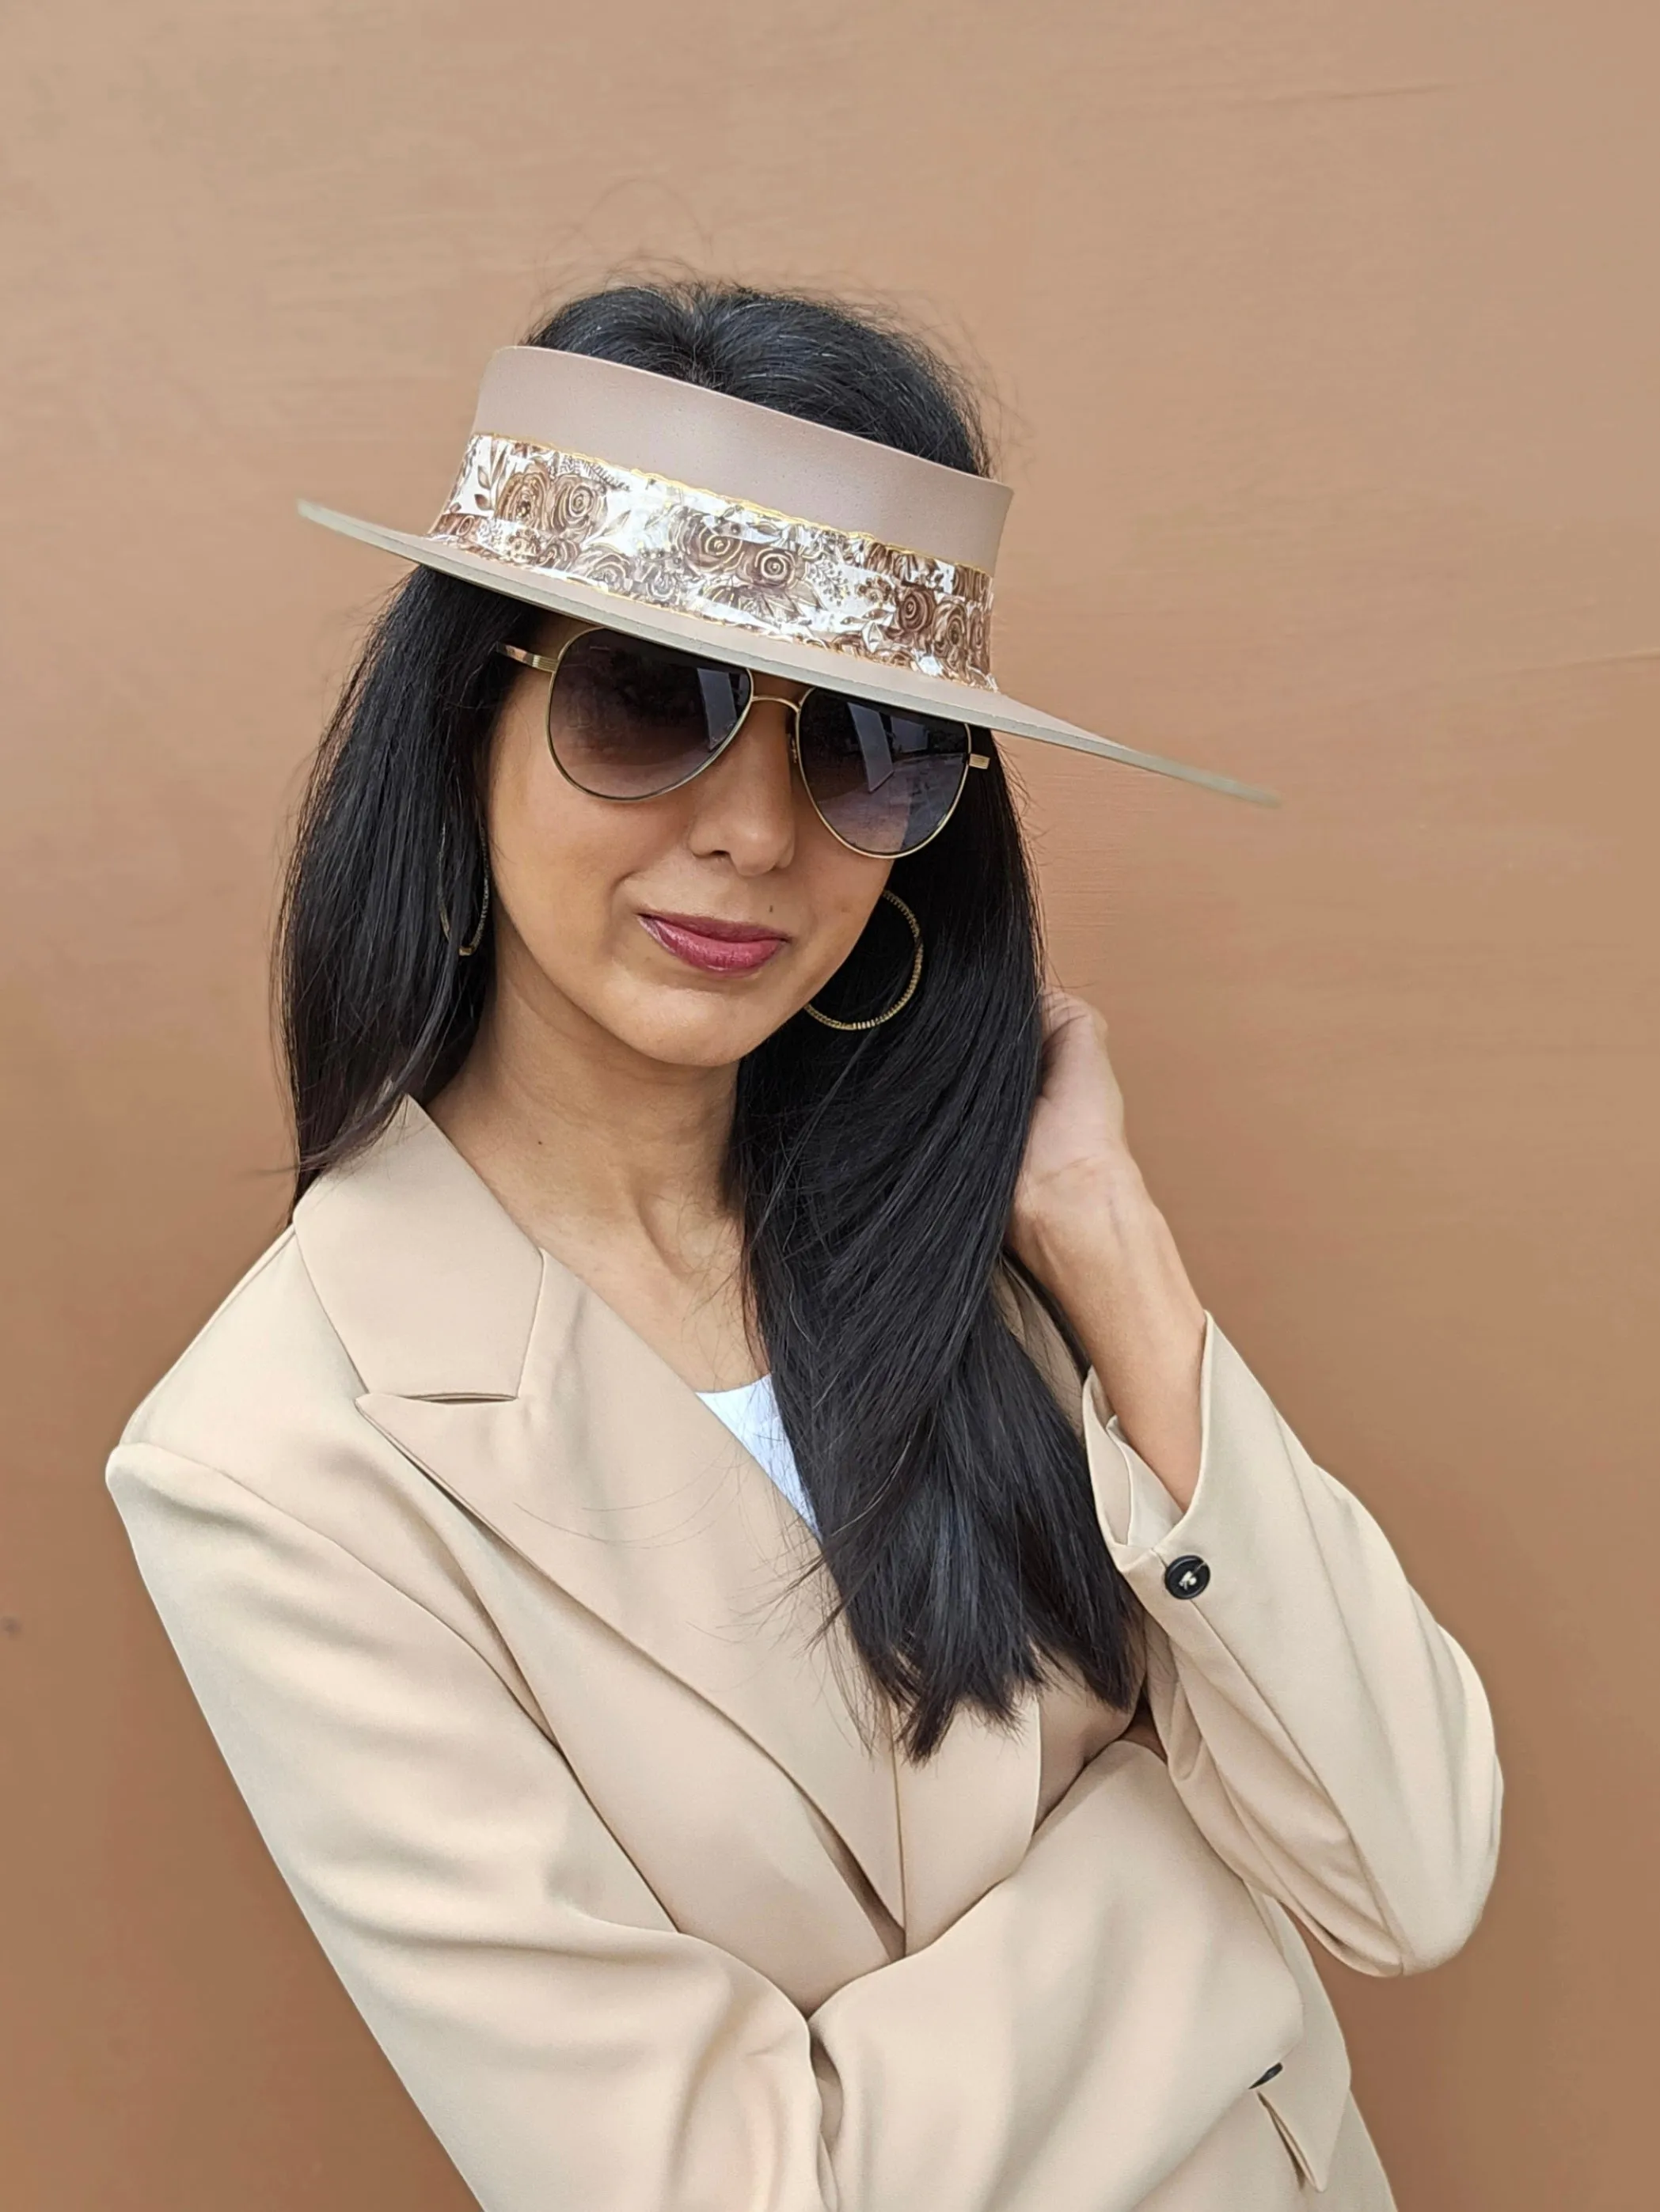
left=428, top=432, right=996, bottom=688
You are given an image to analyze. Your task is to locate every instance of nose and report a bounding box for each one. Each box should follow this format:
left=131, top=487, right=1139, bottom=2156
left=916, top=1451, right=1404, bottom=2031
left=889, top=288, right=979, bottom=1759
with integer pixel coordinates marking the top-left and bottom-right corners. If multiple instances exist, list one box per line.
left=684, top=689, right=802, bottom=875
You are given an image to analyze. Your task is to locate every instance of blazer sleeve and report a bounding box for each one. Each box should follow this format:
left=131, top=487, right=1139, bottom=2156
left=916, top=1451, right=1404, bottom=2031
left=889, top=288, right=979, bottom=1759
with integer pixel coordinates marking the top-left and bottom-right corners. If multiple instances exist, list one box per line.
left=1081, top=1315, right=1503, bottom=1978
left=106, top=1442, right=1306, bottom=2212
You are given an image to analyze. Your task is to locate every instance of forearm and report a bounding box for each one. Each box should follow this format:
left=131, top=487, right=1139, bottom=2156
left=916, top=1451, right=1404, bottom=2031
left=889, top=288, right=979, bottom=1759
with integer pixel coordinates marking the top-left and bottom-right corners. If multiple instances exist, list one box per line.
left=1021, top=1156, right=1206, bottom=1506
left=1080, top=1336, right=1503, bottom=1974
left=1009, top=998, right=1499, bottom=1982
left=813, top=1743, right=1300, bottom=2211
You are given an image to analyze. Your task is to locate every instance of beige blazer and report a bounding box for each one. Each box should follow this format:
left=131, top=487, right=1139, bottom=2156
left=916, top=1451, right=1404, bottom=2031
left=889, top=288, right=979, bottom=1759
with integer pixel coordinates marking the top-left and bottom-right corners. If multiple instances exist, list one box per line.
left=106, top=1102, right=1501, bottom=2211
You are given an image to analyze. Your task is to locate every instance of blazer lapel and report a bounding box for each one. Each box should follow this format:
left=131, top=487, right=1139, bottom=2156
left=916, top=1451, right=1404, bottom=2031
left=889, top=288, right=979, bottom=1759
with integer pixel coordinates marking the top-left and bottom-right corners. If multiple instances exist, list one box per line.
left=360, top=1277, right=915, bottom=1927
left=294, top=1099, right=906, bottom=1926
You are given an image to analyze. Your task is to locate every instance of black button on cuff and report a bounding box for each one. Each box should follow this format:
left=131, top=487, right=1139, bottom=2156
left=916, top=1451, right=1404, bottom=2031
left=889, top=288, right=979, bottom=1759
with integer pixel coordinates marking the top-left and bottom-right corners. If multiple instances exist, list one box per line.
left=1163, top=1554, right=1210, bottom=1600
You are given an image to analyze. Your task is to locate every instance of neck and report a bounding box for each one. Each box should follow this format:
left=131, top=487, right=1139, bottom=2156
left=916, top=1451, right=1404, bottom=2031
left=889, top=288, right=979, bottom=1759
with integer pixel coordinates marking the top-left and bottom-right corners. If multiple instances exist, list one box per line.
left=428, top=947, right=738, bottom=1267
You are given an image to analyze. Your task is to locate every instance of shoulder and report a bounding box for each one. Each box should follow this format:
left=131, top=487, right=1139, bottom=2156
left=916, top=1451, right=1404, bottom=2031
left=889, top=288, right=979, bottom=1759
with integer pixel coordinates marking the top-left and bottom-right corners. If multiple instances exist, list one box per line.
left=117, top=1221, right=363, bottom=1473
left=104, top=1215, right=538, bottom=1713
left=107, top=1215, right=438, bottom=1579
left=108, top=1102, right=545, bottom=1550
left=105, top=1210, right=507, bottom=1644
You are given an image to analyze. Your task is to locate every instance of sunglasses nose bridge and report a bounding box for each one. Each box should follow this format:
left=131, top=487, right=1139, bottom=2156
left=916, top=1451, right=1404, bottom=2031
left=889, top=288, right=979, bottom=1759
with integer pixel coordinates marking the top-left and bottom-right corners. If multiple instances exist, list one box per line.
left=733, top=685, right=805, bottom=762
left=745, top=685, right=803, bottom=722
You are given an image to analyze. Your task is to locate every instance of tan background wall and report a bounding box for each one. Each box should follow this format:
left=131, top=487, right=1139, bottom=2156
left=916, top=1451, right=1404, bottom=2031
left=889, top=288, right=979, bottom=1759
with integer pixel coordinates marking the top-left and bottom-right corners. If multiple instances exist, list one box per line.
left=3, top=4, right=1655, bottom=2206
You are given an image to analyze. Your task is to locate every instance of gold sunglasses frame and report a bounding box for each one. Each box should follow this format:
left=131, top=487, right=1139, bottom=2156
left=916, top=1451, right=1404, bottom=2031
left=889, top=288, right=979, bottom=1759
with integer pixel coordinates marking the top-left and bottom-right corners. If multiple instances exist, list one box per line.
left=496, top=622, right=990, bottom=860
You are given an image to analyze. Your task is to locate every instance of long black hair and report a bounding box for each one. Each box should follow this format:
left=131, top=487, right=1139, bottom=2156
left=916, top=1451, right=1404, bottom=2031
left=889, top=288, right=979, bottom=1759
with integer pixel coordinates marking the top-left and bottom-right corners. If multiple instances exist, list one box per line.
left=279, top=279, right=1139, bottom=1756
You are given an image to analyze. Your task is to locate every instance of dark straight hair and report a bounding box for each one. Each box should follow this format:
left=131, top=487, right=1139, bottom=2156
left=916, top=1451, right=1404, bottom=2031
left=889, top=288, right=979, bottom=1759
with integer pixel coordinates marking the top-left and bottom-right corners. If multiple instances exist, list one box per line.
left=279, top=279, right=1139, bottom=1756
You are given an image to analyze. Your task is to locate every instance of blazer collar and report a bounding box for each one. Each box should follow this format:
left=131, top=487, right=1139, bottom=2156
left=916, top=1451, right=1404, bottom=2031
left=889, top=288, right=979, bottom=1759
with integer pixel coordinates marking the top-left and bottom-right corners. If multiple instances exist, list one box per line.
left=292, top=1098, right=1039, bottom=1941
left=292, top=1095, right=543, bottom=1399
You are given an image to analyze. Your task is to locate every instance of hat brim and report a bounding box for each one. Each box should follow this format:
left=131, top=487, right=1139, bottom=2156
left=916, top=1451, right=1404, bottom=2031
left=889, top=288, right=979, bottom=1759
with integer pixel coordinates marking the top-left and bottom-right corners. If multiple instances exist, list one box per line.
left=299, top=501, right=1278, bottom=807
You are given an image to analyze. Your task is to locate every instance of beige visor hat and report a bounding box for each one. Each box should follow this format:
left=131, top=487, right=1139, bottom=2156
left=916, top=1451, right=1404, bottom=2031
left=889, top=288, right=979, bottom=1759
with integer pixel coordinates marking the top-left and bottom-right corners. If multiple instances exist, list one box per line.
left=301, top=345, right=1274, bottom=806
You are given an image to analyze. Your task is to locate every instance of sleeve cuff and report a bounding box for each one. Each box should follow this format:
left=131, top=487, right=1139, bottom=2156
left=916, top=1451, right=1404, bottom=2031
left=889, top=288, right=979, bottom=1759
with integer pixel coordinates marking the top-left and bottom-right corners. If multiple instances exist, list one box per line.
left=1103, top=1423, right=1187, bottom=1549
left=1081, top=1313, right=1216, bottom=1553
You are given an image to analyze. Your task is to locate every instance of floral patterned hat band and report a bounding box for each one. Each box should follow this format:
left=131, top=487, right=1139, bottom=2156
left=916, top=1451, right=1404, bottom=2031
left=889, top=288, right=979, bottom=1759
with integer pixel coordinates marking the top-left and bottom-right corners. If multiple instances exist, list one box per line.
left=430, top=429, right=995, bottom=689
left=298, top=345, right=1277, bottom=805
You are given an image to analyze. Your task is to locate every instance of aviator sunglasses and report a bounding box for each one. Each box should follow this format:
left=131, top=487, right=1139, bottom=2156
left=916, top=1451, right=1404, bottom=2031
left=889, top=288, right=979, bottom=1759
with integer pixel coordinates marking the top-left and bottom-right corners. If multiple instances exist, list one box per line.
left=496, top=624, right=990, bottom=859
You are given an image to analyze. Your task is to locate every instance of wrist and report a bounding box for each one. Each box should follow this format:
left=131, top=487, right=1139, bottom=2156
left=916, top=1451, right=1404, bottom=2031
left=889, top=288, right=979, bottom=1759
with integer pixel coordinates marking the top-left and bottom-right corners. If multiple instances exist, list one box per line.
left=1020, top=1150, right=1159, bottom=1281
left=1013, top=1154, right=1207, bottom=1504
left=1020, top=1159, right=1205, bottom=1381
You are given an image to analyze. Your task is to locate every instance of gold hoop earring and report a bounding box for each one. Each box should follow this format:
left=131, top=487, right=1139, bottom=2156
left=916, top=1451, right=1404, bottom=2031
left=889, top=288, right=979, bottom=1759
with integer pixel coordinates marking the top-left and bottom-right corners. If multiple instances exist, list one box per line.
left=805, top=890, right=924, bottom=1033
left=438, top=827, right=492, bottom=958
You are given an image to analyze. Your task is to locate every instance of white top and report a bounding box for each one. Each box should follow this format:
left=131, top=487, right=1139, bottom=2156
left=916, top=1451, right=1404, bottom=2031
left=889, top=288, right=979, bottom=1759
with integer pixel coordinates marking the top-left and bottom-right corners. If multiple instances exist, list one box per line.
left=697, top=1377, right=819, bottom=1534
left=697, top=1375, right=1187, bottom=1549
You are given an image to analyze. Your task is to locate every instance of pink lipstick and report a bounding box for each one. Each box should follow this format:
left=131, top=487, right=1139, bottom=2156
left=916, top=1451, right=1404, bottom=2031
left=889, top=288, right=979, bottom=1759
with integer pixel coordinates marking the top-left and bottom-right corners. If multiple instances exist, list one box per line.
left=639, top=912, right=789, bottom=976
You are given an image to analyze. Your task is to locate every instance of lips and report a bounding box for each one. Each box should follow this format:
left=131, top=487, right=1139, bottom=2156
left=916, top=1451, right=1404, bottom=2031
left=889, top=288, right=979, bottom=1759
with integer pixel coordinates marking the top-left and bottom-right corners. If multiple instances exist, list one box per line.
left=639, top=912, right=790, bottom=976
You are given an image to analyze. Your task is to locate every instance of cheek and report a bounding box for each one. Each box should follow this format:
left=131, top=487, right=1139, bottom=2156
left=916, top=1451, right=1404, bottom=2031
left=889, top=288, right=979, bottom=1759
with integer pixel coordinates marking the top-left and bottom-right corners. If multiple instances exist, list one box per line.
left=488, top=727, right=646, bottom=970
left=793, top=852, right=891, bottom=977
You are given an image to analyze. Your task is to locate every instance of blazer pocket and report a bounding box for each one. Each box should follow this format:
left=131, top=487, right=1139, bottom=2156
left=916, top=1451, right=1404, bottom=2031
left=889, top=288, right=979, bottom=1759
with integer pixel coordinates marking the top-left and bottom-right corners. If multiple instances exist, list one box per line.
left=1254, top=2069, right=1322, bottom=2191
left=1231, top=1893, right=1352, bottom=2192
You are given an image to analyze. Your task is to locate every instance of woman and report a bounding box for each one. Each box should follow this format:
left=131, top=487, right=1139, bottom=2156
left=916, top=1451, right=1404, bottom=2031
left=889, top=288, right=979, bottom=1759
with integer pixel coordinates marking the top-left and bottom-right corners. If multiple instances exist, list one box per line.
left=108, top=280, right=1500, bottom=2210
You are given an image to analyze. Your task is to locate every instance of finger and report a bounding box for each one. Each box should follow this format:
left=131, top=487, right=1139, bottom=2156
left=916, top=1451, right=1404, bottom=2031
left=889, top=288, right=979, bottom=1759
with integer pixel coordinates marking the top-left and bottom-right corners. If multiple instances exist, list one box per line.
left=1038, top=987, right=1102, bottom=1044
left=1038, top=994, right=1081, bottom=1054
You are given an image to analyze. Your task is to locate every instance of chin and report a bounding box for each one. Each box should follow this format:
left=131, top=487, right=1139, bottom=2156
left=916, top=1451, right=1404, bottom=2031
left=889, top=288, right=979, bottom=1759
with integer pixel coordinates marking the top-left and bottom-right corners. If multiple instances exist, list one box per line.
left=616, top=995, right=792, bottom=1071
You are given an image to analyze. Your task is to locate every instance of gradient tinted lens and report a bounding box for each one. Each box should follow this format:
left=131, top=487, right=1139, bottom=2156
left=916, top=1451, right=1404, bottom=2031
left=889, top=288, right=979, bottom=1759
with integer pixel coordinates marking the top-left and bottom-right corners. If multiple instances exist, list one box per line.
left=546, top=631, right=750, bottom=798
left=796, top=692, right=972, bottom=856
